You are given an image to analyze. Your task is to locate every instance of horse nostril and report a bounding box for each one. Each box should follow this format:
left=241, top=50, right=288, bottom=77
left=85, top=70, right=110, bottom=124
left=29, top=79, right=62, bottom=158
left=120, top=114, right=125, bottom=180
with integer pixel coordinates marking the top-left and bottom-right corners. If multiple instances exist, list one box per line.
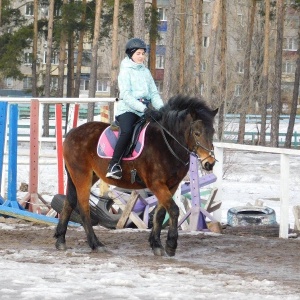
left=204, top=161, right=214, bottom=171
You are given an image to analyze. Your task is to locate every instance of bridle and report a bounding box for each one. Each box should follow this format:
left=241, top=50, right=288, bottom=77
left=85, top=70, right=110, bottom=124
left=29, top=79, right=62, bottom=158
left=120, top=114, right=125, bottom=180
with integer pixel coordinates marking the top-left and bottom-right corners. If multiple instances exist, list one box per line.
left=190, top=120, right=216, bottom=166
left=151, top=117, right=216, bottom=166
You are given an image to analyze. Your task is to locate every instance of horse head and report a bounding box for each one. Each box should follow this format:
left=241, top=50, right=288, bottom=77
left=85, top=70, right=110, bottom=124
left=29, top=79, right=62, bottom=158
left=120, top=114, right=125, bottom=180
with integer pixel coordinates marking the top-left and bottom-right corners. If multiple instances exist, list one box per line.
left=175, top=98, right=218, bottom=171
left=188, top=109, right=218, bottom=171
left=162, top=95, right=218, bottom=171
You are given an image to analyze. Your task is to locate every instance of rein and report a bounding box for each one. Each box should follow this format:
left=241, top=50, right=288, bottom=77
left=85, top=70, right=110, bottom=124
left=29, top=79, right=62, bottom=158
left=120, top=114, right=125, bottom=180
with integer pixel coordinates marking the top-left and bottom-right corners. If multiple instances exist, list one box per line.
left=151, top=116, right=214, bottom=166
left=159, top=126, right=191, bottom=166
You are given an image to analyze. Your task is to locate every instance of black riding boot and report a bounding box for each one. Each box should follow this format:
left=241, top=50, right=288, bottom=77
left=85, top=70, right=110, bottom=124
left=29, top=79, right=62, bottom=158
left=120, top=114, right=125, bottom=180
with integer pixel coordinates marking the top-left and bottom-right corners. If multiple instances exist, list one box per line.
left=106, top=112, right=140, bottom=180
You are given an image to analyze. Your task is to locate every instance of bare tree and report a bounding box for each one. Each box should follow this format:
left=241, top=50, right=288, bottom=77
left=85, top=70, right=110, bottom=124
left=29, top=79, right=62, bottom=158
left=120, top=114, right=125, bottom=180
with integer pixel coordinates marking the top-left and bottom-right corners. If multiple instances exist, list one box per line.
left=162, top=0, right=176, bottom=102
left=57, top=0, right=68, bottom=98
left=192, top=0, right=202, bottom=96
left=259, top=0, right=270, bottom=146
left=206, top=0, right=221, bottom=102
left=87, top=0, right=103, bottom=122
left=0, top=0, right=2, bottom=26
left=271, top=0, right=284, bottom=147
left=238, top=0, right=256, bottom=144
left=149, top=0, right=158, bottom=78
left=285, top=19, right=300, bottom=148
left=109, top=0, right=120, bottom=123
left=179, top=0, right=185, bottom=91
left=134, top=0, right=145, bottom=38
left=32, top=0, right=38, bottom=97
left=74, top=0, right=87, bottom=98
left=217, top=0, right=227, bottom=141
left=43, top=0, right=55, bottom=137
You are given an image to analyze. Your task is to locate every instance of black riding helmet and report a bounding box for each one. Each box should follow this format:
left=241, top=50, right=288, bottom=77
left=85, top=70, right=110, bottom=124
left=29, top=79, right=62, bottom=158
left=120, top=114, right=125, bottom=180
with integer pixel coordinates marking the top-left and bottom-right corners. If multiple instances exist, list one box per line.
left=125, top=38, right=146, bottom=58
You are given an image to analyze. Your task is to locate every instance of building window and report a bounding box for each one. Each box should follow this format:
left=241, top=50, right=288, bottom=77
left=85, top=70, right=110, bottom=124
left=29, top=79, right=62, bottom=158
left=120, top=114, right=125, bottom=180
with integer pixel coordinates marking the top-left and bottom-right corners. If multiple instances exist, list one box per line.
left=236, top=39, right=243, bottom=50
left=283, top=61, right=295, bottom=74
left=203, top=13, right=209, bottom=25
left=50, top=77, right=58, bottom=91
left=236, top=61, right=244, bottom=73
left=234, top=84, right=242, bottom=96
left=6, top=77, right=13, bottom=88
left=97, top=79, right=109, bottom=92
left=156, top=55, right=164, bottom=69
left=25, top=2, right=34, bottom=16
left=238, top=14, right=244, bottom=26
left=203, top=36, right=209, bottom=48
left=157, top=7, right=167, bottom=21
left=81, top=51, right=92, bottom=67
left=24, top=52, right=32, bottom=65
left=283, top=37, right=298, bottom=51
left=23, top=77, right=32, bottom=89
left=200, top=83, right=204, bottom=96
left=200, top=62, right=206, bottom=72
left=80, top=79, right=89, bottom=91
left=155, top=81, right=163, bottom=93
left=43, top=51, right=59, bottom=64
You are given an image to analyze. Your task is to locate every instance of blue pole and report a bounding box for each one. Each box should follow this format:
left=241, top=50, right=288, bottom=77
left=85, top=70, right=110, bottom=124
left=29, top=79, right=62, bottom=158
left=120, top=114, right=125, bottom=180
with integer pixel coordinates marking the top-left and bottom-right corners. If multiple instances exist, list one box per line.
left=0, top=101, right=8, bottom=204
left=3, top=104, right=23, bottom=209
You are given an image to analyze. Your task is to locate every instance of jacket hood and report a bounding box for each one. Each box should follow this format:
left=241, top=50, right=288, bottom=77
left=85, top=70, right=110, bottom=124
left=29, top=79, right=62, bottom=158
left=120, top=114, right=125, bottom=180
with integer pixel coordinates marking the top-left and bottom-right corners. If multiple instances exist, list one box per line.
left=120, top=57, right=145, bottom=71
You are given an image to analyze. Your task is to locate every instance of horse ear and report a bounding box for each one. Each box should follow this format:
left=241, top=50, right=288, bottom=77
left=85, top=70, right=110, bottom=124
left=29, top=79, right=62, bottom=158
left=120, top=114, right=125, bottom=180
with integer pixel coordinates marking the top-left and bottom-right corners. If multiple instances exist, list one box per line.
left=212, top=108, right=218, bottom=117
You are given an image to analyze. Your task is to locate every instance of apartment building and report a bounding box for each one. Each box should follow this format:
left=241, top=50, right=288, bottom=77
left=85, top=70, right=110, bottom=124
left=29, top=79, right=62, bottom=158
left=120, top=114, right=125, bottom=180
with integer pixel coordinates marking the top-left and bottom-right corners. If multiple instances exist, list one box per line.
left=0, top=0, right=299, bottom=108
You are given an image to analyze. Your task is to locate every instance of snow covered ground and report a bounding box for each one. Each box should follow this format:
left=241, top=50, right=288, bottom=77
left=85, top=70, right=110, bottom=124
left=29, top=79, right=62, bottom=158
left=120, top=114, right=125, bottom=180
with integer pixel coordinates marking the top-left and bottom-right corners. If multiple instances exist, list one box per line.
left=0, top=118, right=299, bottom=299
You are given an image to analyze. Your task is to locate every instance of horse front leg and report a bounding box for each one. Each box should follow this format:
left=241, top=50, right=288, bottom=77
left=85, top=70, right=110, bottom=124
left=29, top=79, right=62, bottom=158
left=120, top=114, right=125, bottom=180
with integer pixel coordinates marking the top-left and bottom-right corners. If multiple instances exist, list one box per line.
left=149, top=204, right=167, bottom=256
left=149, top=187, right=180, bottom=257
left=165, top=200, right=179, bottom=257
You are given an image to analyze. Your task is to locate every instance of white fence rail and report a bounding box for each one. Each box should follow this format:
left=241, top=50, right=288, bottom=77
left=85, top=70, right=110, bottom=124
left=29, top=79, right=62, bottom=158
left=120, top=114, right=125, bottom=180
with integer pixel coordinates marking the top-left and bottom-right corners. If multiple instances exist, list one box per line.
left=213, top=142, right=300, bottom=239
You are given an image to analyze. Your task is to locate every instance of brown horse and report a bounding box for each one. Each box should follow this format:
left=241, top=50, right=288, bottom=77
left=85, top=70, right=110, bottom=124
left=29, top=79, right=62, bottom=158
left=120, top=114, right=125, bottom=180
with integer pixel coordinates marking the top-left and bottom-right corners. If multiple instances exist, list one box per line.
left=54, top=95, right=218, bottom=256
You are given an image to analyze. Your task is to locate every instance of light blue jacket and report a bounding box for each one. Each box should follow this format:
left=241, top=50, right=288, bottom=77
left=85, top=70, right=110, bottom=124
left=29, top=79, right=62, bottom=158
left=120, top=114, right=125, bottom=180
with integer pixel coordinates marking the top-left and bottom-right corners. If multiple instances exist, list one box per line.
left=116, top=57, right=164, bottom=117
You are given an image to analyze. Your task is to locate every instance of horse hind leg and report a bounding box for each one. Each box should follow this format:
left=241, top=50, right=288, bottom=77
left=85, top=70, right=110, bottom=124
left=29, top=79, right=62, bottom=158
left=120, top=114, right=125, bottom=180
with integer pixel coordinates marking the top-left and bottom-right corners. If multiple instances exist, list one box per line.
left=54, top=175, right=77, bottom=250
left=75, top=174, right=106, bottom=252
left=76, top=195, right=106, bottom=252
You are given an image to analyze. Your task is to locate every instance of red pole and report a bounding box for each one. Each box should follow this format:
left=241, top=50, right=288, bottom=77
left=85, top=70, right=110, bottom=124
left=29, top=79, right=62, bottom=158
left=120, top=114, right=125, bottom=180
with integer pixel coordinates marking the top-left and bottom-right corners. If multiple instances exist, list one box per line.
left=55, top=104, right=64, bottom=194
left=26, top=99, right=41, bottom=213
left=72, top=104, right=79, bottom=128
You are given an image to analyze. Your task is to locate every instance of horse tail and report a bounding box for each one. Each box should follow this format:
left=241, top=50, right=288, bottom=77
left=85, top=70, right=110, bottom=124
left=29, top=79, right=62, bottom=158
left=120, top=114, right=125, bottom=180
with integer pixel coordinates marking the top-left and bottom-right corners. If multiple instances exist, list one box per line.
left=65, top=165, right=78, bottom=209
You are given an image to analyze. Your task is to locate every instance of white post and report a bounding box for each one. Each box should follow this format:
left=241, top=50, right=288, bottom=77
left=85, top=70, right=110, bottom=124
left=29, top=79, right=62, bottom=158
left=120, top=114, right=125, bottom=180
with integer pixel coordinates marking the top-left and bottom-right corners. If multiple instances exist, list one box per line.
left=279, top=153, right=290, bottom=238
left=213, top=146, right=223, bottom=222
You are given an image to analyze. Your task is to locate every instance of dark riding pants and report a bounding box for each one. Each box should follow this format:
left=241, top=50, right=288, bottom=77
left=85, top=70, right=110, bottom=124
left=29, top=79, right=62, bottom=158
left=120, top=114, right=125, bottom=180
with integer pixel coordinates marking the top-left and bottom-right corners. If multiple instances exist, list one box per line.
left=110, top=112, right=140, bottom=165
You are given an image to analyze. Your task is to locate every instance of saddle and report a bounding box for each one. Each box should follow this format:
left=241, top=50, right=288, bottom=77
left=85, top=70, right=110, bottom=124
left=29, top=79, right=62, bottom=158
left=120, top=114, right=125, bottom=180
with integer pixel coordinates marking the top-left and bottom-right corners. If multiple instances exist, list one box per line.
left=97, top=117, right=148, bottom=160
left=113, top=117, right=146, bottom=158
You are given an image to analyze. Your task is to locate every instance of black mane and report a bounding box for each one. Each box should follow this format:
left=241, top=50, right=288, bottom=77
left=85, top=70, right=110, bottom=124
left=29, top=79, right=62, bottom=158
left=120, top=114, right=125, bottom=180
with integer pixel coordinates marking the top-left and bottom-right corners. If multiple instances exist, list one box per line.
left=159, top=95, right=215, bottom=132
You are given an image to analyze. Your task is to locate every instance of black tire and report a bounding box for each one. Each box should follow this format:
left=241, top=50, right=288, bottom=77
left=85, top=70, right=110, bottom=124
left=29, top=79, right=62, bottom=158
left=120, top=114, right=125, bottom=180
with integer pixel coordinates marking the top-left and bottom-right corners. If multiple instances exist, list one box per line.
left=51, top=194, right=100, bottom=226
left=89, top=192, right=121, bottom=229
left=51, top=194, right=83, bottom=225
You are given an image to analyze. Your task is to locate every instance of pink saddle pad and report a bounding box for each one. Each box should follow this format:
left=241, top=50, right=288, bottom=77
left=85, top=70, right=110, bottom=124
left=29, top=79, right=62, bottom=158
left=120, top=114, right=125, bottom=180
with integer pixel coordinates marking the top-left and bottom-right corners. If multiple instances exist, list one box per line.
left=97, top=123, right=149, bottom=160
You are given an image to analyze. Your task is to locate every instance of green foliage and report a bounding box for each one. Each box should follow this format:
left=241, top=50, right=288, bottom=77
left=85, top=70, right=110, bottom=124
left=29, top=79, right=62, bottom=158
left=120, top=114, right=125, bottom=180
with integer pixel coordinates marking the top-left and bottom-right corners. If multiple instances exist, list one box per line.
left=96, top=0, right=134, bottom=42
left=0, top=26, right=33, bottom=79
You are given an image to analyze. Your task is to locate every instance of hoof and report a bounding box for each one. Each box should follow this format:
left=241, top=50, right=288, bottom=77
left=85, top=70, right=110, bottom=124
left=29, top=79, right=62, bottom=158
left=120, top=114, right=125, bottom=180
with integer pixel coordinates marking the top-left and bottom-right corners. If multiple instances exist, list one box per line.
left=56, top=241, right=67, bottom=251
left=93, top=246, right=107, bottom=253
left=153, top=247, right=166, bottom=256
left=165, top=245, right=176, bottom=257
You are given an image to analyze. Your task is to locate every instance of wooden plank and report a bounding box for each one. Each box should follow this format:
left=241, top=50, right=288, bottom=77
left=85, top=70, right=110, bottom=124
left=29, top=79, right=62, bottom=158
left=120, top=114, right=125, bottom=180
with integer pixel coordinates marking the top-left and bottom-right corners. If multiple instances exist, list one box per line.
left=0, top=206, right=80, bottom=227
left=116, top=191, right=140, bottom=229
left=204, top=188, right=218, bottom=212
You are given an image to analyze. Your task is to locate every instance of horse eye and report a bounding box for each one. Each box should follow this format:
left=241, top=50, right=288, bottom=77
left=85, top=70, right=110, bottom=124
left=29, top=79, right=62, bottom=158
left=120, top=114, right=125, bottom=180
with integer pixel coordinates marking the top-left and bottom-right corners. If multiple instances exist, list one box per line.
left=194, top=131, right=201, bottom=137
